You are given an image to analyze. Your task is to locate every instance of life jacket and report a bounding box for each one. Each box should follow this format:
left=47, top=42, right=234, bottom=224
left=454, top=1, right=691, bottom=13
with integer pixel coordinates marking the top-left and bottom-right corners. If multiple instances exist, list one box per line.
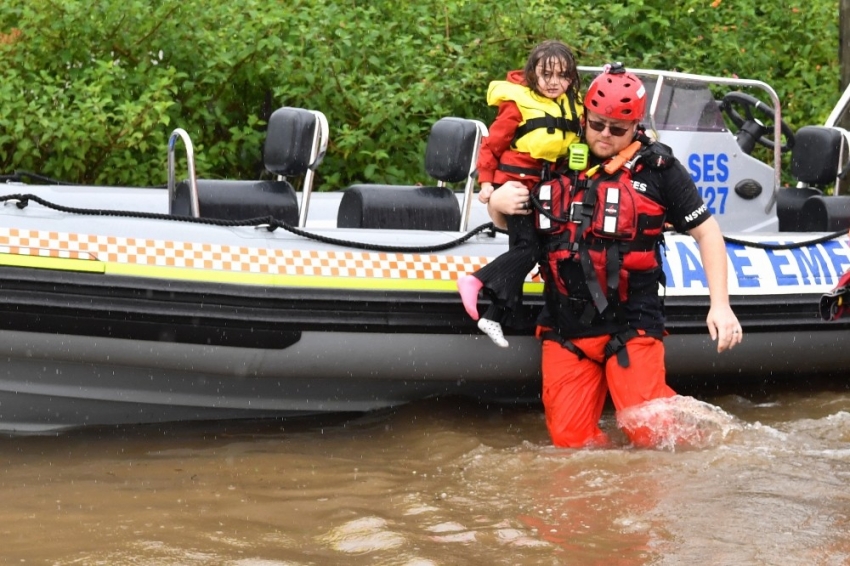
left=487, top=81, right=582, bottom=164
left=820, top=267, right=850, bottom=321
left=532, top=141, right=668, bottom=318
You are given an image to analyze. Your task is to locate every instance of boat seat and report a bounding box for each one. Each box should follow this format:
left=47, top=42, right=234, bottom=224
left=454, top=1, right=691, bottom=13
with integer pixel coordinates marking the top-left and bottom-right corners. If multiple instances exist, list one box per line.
left=800, top=194, right=850, bottom=231
left=172, top=179, right=300, bottom=224
left=337, top=117, right=481, bottom=231
left=776, top=186, right=822, bottom=231
left=778, top=126, right=847, bottom=231
left=171, top=107, right=327, bottom=226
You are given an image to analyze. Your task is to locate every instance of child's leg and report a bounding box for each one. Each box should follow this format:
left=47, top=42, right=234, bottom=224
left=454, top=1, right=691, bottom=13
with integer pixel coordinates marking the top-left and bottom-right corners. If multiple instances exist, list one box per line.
left=463, top=214, right=541, bottom=346
left=481, top=302, right=507, bottom=321
left=473, top=214, right=541, bottom=310
left=477, top=303, right=510, bottom=347
left=477, top=317, right=509, bottom=348
left=456, top=275, right=484, bottom=320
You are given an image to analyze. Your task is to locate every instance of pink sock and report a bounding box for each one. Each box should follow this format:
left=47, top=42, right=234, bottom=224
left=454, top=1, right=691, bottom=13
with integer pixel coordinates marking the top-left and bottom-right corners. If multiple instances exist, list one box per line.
left=456, top=275, right=484, bottom=320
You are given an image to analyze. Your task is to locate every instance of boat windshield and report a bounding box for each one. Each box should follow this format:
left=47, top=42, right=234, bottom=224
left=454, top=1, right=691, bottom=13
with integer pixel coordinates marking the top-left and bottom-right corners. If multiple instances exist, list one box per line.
left=579, top=69, right=728, bottom=133
left=638, top=75, right=728, bottom=133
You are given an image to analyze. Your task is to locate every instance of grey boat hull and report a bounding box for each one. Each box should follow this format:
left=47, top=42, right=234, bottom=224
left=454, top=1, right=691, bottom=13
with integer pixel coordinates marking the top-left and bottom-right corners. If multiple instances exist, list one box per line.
left=0, top=319, right=847, bottom=433
left=0, top=328, right=542, bottom=432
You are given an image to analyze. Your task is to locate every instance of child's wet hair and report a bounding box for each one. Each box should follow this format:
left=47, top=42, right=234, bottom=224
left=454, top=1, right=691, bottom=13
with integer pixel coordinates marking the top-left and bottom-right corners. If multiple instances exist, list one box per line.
left=523, top=40, right=581, bottom=100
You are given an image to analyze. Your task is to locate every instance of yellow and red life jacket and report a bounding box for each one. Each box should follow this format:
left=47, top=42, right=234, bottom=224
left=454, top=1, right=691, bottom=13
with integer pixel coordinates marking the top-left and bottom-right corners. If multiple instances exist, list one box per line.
left=487, top=81, right=582, bottom=163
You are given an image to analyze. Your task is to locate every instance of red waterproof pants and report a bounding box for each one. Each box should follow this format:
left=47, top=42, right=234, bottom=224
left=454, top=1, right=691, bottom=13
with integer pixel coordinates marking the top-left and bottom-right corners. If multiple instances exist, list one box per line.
left=540, top=330, right=676, bottom=448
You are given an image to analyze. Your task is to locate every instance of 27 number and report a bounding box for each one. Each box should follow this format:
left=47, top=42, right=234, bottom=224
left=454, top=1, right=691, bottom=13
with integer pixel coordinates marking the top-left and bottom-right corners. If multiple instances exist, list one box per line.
left=698, top=186, right=728, bottom=214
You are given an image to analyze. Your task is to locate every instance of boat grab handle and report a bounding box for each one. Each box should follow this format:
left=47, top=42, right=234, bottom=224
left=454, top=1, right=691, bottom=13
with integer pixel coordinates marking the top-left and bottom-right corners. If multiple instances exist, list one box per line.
left=297, top=110, right=329, bottom=228
left=458, top=119, right=489, bottom=232
left=167, top=128, right=200, bottom=217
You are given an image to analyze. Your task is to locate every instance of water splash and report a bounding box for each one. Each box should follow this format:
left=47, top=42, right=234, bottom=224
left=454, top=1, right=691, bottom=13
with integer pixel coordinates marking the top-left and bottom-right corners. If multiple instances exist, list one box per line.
left=318, top=516, right=405, bottom=554
left=616, top=395, right=743, bottom=451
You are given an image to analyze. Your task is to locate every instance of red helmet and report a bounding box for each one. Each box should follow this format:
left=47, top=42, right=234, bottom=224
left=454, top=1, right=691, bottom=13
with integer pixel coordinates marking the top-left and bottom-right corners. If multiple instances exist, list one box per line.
left=584, top=63, right=646, bottom=121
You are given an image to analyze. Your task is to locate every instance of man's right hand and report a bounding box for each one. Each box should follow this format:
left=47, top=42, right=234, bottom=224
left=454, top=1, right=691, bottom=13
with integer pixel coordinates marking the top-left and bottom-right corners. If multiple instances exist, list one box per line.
left=486, top=181, right=532, bottom=230
left=488, top=181, right=532, bottom=214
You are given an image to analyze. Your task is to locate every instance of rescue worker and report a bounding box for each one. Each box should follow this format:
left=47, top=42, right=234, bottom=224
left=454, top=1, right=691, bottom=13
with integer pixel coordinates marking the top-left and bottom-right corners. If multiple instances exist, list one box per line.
left=486, top=63, right=743, bottom=448
left=457, top=39, right=583, bottom=347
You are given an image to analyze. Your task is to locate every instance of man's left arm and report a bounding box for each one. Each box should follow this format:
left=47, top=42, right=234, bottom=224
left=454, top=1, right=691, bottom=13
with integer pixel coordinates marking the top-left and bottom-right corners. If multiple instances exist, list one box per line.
left=688, top=216, right=743, bottom=353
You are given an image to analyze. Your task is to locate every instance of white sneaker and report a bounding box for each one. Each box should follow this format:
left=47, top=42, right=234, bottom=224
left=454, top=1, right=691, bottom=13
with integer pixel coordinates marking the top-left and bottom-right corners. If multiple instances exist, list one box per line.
left=477, top=318, right=509, bottom=348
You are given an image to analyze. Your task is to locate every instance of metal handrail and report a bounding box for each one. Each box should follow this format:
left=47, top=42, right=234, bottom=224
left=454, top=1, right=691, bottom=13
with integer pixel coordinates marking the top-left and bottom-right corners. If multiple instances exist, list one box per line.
left=825, top=82, right=850, bottom=128
left=167, top=128, right=199, bottom=217
left=297, top=110, right=329, bottom=228
left=578, top=66, right=783, bottom=213
left=459, top=119, right=489, bottom=232
left=835, top=128, right=850, bottom=196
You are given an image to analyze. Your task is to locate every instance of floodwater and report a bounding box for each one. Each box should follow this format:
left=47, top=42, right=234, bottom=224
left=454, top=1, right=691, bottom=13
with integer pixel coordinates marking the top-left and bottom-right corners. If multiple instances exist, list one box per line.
left=2, top=376, right=850, bottom=565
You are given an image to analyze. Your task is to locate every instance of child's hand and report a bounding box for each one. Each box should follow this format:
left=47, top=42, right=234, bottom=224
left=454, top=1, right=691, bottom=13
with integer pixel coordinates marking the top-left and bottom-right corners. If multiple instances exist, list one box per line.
left=478, top=183, right=495, bottom=204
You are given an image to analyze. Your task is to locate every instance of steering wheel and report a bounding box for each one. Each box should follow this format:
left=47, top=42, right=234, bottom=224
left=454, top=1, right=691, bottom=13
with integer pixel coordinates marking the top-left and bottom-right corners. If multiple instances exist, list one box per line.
left=718, top=91, right=795, bottom=153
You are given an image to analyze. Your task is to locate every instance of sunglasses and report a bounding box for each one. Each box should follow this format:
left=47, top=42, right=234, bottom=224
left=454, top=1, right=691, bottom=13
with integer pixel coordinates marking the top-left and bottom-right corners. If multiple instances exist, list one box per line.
left=586, top=119, right=632, bottom=137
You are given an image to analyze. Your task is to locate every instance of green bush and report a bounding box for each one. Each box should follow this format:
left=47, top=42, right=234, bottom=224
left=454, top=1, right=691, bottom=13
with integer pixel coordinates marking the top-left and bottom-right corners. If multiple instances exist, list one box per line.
left=0, top=0, right=839, bottom=189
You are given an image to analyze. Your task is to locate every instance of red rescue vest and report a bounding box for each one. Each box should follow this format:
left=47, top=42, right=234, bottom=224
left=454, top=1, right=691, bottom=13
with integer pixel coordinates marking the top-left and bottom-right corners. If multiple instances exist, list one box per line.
left=532, top=143, right=667, bottom=315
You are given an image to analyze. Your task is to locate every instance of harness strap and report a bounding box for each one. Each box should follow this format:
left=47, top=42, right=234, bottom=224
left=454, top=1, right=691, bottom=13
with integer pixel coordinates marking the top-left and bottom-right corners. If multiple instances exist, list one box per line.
left=579, top=245, right=609, bottom=313
left=540, top=330, right=593, bottom=362
left=586, top=233, right=659, bottom=253
left=512, top=116, right=580, bottom=144
left=545, top=248, right=573, bottom=296
left=604, top=328, right=642, bottom=368
left=542, top=327, right=643, bottom=368
left=578, top=301, right=597, bottom=326
left=497, top=163, right=545, bottom=178
left=638, top=213, right=666, bottom=233
left=511, top=92, right=582, bottom=147
left=605, top=242, right=621, bottom=299
left=574, top=180, right=610, bottom=314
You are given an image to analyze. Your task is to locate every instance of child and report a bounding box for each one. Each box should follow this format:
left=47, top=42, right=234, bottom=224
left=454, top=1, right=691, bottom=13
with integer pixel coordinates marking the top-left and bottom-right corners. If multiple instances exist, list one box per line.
left=457, top=40, right=583, bottom=347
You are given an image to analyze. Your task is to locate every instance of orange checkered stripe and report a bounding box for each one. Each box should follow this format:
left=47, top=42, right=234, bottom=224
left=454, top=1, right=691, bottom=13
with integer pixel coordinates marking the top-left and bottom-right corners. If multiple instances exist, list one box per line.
left=0, top=227, right=500, bottom=281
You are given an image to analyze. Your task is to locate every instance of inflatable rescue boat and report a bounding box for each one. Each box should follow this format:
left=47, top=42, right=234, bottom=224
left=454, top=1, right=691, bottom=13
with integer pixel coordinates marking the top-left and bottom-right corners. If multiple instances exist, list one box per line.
left=1, top=67, right=849, bottom=432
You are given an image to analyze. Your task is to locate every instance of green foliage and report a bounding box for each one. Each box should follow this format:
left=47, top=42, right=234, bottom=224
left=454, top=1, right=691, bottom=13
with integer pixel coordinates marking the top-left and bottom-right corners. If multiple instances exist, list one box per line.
left=0, top=0, right=840, bottom=189
left=585, top=0, right=839, bottom=125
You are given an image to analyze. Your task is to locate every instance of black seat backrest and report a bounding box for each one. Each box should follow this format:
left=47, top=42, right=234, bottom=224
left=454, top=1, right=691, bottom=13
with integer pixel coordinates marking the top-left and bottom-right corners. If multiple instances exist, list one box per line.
left=791, top=126, right=843, bottom=186
left=264, top=107, right=321, bottom=177
left=337, top=117, right=481, bottom=230
left=422, top=117, right=481, bottom=182
left=172, top=107, right=322, bottom=223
